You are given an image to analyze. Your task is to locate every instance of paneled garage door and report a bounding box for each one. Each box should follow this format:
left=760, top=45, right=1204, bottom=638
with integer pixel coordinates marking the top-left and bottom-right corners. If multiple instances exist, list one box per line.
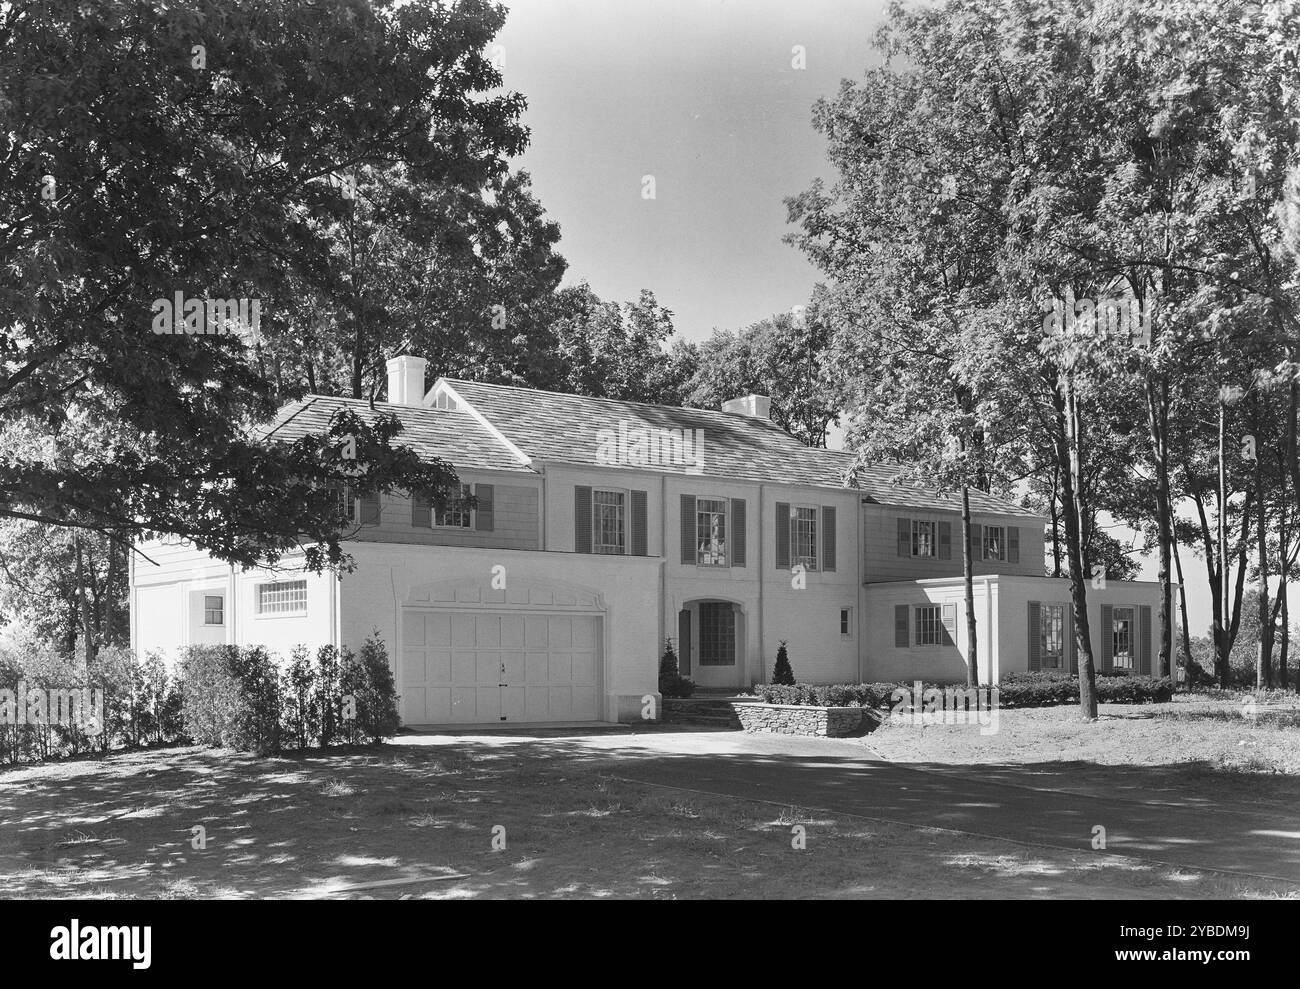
left=401, top=610, right=601, bottom=725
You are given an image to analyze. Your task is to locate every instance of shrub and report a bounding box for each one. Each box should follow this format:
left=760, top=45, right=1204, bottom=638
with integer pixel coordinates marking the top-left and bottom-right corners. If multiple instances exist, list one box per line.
left=180, top=644, right=284, bottom=754
left=658, top=639, right=695, bottom=698
left=996, top=673, right=1172, bottom=708
left=179, top=645, right=243, bottom=747
left=315, top=644, right=344, bottom=747
left=227, top=645, right=282, bottom=755
left=340, top=633, right=401, bottom=745
left=751, top=683, right=885, bottom=708
left=771, top=641, right=794, bottom=686
left=282, top=645, right=319, bottom=750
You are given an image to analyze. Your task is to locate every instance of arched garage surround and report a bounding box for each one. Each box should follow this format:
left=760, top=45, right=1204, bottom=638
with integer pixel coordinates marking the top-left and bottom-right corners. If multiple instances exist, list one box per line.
left=400, top=575, right=607, bottom=726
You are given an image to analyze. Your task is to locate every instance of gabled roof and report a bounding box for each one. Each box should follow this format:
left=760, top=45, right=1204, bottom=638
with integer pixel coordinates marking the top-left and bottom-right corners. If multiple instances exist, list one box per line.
left=261, top=394, right=532, bottom=473
left=255, top=383, right=1041, bottom=519
left=438, top=378, right=1043, bottom=518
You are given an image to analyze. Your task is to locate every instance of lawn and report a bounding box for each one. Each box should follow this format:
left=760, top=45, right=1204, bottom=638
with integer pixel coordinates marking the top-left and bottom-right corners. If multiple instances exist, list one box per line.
left=863, top=690, right=1300, bottom=808
left=2, top=713, right=1298, bottom=900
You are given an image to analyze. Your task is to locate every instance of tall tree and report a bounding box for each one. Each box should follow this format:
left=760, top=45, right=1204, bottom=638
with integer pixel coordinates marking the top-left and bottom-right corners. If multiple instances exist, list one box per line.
left=1, top=0, right=520, bottom=568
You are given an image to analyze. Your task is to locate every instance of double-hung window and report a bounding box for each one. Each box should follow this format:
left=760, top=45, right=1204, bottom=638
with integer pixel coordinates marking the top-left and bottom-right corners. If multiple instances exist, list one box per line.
left=792, top=506, right=818, bottom=570
left=1041, top=603, right=1065, bottom=668
left=696, top=498, right=728, bottom=566
left=1112, top=607, right=1134, bottom=669
left=335, top=485, right=357, bottom=523
left=915, top=604, right=944, bottom=645
left=204, top=595, right=224, bottom=626
left=593, top=489, right=627, bottom=555
left=912, top=520, right=936, bottom=557
left=982, top=525, right=1005, bottom=561
left=435, top=483, right=472, bottom=528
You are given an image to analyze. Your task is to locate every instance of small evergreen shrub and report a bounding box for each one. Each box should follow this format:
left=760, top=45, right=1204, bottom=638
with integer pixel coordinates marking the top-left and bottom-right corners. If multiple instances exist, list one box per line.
left=771, top=641, right=794, bottom=686
left=282, top=645, right=320, bottom=751
left=341, top=633, right=401, bottom=744
left=228, top=645, right=282, bottom=755
left=658, top=639, right=695, bottom=698
left=179, top=645, right=243, bottom=747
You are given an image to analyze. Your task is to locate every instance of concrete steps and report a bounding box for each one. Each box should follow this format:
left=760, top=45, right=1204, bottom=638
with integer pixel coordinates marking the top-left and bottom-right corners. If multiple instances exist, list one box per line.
left=660, top=696, right=750, bottom=729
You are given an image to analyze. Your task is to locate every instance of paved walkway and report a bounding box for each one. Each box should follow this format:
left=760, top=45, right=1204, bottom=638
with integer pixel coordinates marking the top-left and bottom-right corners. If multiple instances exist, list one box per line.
left=398, top=728, right=1300, bottom=883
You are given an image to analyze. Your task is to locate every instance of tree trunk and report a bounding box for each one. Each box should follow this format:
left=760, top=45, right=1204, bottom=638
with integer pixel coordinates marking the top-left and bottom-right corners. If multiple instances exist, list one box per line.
left=961, top=486, right=978, bottom=687
left=1172, top=536, right=1194, bottom=688
left=1146, top=373, right=1174, bottom=678
left=1282, top=585, right=1291, bottom=691
left=1059, top=378, right=1097, bottom=719
left=75, top=537, right=96, bottom=667
left=1253, top=400, right=1273, bottom=688
left=1216, top=398, right=1230, bottom=686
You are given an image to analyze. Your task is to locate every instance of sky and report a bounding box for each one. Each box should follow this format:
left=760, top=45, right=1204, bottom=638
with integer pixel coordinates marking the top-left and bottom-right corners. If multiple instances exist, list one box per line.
left=491, top=0, right=1251, bottom=639
left=495, top=0, right=889, bottom=341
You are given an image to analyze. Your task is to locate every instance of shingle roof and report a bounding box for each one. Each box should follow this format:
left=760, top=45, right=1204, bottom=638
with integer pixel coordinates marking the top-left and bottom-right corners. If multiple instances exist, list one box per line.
left=261, top=395, right=532, bottom=473
left=440, top=378, right=1043, bottom=518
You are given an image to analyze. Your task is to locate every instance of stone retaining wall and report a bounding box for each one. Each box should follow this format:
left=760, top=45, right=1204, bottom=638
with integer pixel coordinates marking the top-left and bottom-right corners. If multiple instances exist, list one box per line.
left=732, top=702, right=869, bottom=737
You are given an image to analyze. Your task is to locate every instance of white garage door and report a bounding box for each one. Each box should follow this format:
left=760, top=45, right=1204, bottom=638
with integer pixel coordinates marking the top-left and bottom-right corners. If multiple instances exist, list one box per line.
left=401, top=610, right=601, bottom=725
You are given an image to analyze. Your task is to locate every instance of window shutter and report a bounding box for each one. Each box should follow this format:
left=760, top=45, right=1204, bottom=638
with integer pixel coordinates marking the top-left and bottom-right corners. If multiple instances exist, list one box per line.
left=938, top=521, right=952, bottom=559
left=1066, top=606, right=1077, bottom=675
left=822, top=506, right=836, bottom=572
left=776, top=502, right=791, bottom=569
left=678, top=608, right=692, bottom=676
left=1027, top=602, right=1041, bottom=672
left=897, top=517, right=910, bottom=556
left=631, top=490, right=648, bottom=556
left=474, top=483, right=494, bottom=532
left=360, top=492, right=381, bottom=525
left=894, top=605, right=909, bottom=648
left=731, top=498, right=746, bottom=567
left=941, top=603, right=957, bottom=646
left=680, top=494, right=696, bottom=564
left=1008, top=525, right=1020, bottom=563
left=575, top=486, right=592, bottom=554
left=969, top=522, right=982, bottom=561
left=411, top=494, right=431, bottom=528
left=1139, top=605, right=1152, bottom=675
left=1100, top=603, right=1114, bottom=672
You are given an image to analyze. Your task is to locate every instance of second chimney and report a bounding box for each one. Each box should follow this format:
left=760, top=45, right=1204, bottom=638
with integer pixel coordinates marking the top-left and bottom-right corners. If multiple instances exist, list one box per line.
left=722, top=394, right=772, bottom=419
left=386, top=355, right=428, bottom=406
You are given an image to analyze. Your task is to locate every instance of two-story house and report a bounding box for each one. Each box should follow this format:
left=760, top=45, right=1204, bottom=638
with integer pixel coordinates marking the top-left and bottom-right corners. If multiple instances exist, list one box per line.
left=130, top=355, right=1172, bottom=726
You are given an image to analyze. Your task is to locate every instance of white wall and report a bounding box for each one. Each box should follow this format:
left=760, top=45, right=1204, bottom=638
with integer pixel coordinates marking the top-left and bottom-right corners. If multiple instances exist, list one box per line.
left=340, top=542, right=662, bottom=723
left=863, top=575, right=1173, bottom=684
left=131, top=538, right=336, bottom=664
left=862, top=578, right=996, bottom=684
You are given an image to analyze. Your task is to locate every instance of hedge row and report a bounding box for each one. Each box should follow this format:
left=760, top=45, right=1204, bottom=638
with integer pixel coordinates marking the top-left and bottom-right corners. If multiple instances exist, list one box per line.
left=180, top=635, right=400, bottom=756
left=0, top=634, right=401, bottom=765
left=997, top=671, right=1173, bottom=707
left=0, top=643, right=183, bottom=765
left=750, top=673, right=1173, bottom=710
left=750, top=683, right=887, bottom=708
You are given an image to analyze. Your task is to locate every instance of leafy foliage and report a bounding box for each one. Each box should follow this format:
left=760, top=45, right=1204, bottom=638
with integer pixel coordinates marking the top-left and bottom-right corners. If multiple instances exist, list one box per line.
left=751, top=683, right=885, bottom=707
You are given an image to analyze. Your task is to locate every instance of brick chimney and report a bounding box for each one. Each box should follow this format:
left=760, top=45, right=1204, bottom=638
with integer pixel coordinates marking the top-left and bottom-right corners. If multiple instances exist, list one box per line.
left=386, top=355, right=427, bottom=406
left=722, top=394, right=772, bottom=419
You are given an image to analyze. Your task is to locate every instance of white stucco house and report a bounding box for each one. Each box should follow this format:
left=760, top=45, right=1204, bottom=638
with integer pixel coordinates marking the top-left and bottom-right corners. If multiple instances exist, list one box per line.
left=130, top=356, right=1172, bottom=727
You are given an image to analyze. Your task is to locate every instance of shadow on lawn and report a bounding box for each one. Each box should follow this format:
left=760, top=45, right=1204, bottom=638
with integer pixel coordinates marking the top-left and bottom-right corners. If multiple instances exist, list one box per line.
left=1, top=732, right=1298, bottom=899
